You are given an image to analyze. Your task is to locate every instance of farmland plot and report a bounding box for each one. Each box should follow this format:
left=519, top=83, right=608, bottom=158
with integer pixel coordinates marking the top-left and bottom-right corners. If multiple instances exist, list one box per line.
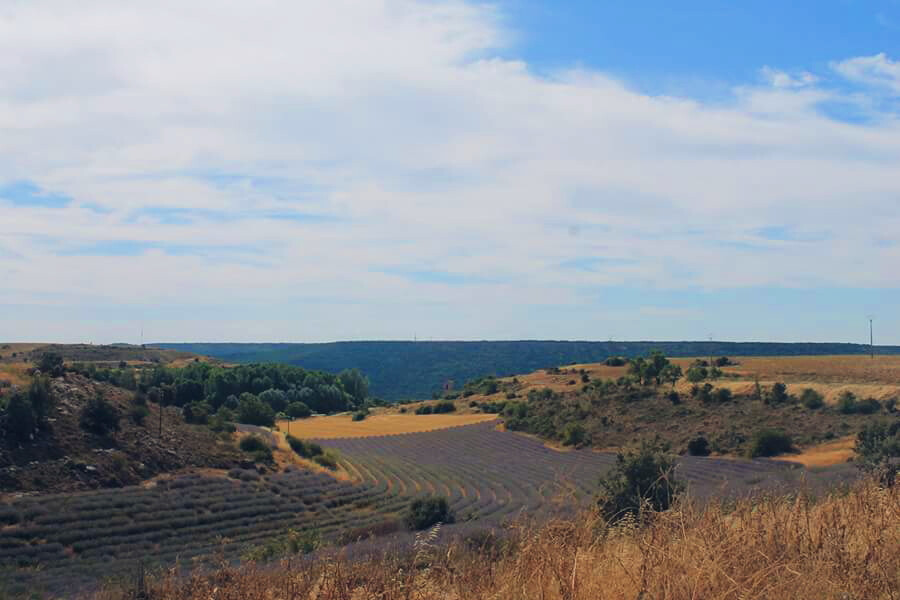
left=0, top=468, right=404, bottom=597
left=316, top=421, right=856, bottom=524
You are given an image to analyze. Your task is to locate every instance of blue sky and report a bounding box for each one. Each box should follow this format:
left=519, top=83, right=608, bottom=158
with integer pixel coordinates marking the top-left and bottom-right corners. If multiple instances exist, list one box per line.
left=1, top=1, right=898, bottom=344
left=506, top=1, right=900, bottom=82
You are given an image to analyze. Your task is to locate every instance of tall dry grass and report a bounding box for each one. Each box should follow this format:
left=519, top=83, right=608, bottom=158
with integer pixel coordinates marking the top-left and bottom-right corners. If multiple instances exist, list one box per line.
left=93, top=480, right=898, bottom=600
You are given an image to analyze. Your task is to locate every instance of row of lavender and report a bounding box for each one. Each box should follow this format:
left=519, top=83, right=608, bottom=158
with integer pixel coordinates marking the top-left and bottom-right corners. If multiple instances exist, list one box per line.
left=317, top=421, right=852, bottom=523
left=0, top=468, right=400, bottom=596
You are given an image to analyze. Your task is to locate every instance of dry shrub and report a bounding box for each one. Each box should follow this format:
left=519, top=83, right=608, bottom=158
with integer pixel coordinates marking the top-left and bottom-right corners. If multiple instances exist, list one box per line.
left=89, top=480, right=898, bottom=600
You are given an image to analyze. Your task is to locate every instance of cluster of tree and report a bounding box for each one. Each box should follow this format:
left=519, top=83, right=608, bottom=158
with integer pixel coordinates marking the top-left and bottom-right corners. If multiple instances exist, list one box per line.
left=71, top=361, right=370, bottom=427
left=628, top=351, right=683, bottom=387
left=685, top=360, right=723, bottom=383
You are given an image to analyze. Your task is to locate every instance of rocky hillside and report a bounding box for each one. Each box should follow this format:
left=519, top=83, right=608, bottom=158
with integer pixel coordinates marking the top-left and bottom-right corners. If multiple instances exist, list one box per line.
left=0, top=374, right=241, bottom=494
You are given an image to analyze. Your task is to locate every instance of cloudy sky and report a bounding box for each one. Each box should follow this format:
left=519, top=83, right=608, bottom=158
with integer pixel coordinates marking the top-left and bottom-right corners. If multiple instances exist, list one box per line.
left=2, top=1, right=899, bottom=344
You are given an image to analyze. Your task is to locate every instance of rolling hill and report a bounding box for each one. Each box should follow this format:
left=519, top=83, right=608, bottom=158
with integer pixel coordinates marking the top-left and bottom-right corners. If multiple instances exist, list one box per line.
left=155, top=341, right=900, bottom=401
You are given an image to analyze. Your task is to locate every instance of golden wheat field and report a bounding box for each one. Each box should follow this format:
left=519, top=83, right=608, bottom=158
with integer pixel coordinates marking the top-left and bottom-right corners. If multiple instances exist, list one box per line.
left=276, top=412, right=499, bottom=439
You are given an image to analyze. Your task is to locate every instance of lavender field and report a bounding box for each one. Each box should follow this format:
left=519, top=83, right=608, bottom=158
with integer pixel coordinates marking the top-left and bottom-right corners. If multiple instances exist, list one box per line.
left=0, top=422, right=856, bottom=597
left=317, top=421, right=856, bottom=523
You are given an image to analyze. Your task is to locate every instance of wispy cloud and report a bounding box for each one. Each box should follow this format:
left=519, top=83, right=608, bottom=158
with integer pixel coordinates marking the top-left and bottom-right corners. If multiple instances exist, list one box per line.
left=0, top=1, right=898, bottom=342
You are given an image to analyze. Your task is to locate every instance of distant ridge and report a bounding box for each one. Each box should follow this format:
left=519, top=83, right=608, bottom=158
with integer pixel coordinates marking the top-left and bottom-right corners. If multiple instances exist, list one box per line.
left=155, top=341, right=900, bottom=401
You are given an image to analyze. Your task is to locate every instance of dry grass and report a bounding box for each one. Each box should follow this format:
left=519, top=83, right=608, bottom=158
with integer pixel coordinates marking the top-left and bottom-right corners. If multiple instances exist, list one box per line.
left=276, top=413, right=499, bottom=439
left=772, top=436, right=857, bottom=468
left=91, top=479, right=899, bottom=600
left=0, top=363, right=31, bottom=387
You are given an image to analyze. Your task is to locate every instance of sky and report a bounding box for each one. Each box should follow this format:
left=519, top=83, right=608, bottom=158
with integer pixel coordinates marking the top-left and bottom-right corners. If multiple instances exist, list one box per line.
left=1, top=1, right=899, bottom=344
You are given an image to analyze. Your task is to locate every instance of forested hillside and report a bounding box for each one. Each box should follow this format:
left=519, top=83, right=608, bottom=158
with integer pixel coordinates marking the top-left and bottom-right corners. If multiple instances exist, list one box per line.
left=156, top=341, right=900, bottom=401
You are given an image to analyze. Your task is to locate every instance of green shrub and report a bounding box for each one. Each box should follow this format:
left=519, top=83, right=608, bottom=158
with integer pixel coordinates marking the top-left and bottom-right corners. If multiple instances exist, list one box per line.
left=404, top=495, right=455, bottom=530
left=129, top=404, right=150, bottom=425
left=713, top=388, right=732, bottom=404
left=286, top=435, right=323, bottom=458
left=748, top=429, right=793, bottom=457
left=561, top=422, right=587, bottom=447
left=80, top=395, right=121, bottom=436
left=183, top=401, right=211, bottom=424
left=856, top=398, right=882, bottom=415
left=433, top=401, right=456, bottom=414
left=604, top=357, right=626, bottom=367
left=415, top=404, right=433, bottom=415
left=313, top=452, right=338, bottom=470
left=667, top=391, right=681, bottom=405
left=239, top=435, right=273, bottom=462
left=687, top=436, right=710, bottom=456
left=596, top=441, right=682, bottom=522
left=855, top=420, right=900, bottom=486
left=352, top=410, right=368, bottom=421
left=207, top=415, right=236, bottom=433
left=243, top=528, right=321, bottom=561
left=800, top=388, right=825, bottom=409
left=837, top=391, right=858, bottom=414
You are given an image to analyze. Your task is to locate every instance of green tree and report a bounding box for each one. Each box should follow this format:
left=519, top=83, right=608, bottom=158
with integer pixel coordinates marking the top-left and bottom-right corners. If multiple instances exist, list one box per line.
left=286, top=401, right=312, bottom=419
left=36, top=352, right=65, bottom=377
left=686, top=364, right=708, bottom=383
left=258, top=388, right=287, bottom=413
left=597, top=440, right=682, bottom=522
left=5, top=391, right=36, bottom=441
left=766, top=382, right=790, bottom=405
left=237, top=393, right=275, bottom=426
left=27, top=375, right=54, bottom=423
left=661, top=364, right=683, bottom=388
left=338, top=368, right=369, bottom=404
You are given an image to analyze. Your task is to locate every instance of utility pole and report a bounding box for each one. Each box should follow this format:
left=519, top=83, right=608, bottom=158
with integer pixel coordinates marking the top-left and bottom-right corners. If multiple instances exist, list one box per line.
left=869, top=316, right=874, bottom=359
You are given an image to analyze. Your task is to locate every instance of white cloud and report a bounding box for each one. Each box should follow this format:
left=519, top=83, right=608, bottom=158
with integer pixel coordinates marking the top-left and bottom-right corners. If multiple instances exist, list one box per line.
left=832, top=53, right=900, bottom=94
left=1, top=1, right=899, bottom=341
left=760, top=66, right=818, bottom=89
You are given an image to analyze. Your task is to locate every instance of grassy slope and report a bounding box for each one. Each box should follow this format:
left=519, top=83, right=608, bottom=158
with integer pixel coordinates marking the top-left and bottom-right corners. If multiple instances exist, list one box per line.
left=155, top=341, right=900, bottom=401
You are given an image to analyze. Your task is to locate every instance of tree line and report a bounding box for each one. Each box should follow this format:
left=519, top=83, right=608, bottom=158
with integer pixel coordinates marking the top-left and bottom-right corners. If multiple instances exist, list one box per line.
left=68, top=359, right=370, bottom=427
